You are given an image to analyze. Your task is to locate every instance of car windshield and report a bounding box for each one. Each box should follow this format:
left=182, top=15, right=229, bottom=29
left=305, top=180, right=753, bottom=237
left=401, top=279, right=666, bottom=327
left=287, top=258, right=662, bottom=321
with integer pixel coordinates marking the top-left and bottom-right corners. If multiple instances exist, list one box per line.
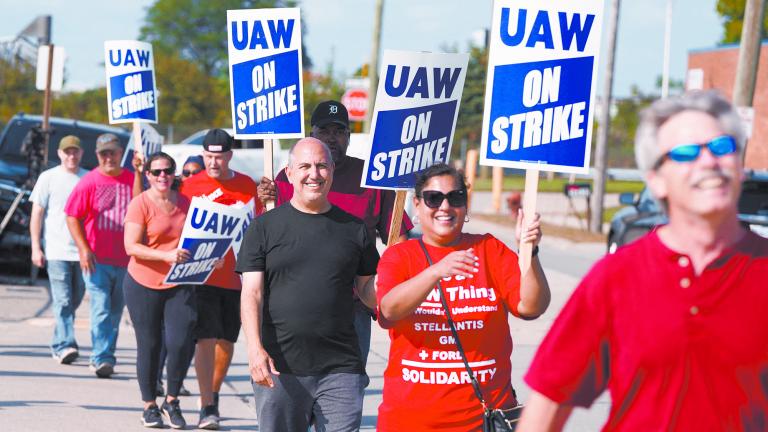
left=739, top=179, right=768, bottom=217
left=0, top=120, right=109, bottom=169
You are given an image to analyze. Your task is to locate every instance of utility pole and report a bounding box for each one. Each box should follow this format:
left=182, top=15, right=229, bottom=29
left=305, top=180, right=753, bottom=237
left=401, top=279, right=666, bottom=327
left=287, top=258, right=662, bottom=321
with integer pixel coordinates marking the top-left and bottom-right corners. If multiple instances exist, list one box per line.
left=661, top=0, right=673, bottom=98
left=589, top=0, right=620, bottom=233
left=363, top=0, right=384, bottom=133
left=732, top=0, right=766, bottom=107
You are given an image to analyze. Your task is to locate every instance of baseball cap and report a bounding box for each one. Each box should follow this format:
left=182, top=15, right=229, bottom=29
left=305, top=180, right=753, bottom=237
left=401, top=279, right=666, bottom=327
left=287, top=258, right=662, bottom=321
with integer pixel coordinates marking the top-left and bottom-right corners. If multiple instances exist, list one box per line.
left=95, top=133, right=122, bottom=153
left=311, top=101, right=349, bottom=128
left=202, top=129, right=233, bottom=153
left=58, top=135, right=81, bottom=151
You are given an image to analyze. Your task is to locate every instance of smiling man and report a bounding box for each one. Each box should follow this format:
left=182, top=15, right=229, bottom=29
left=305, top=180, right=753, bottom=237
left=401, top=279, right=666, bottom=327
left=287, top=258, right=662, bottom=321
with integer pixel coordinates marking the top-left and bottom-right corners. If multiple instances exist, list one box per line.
left=238, top=137, right=379, bottom=432
left=65, top=133, right=141, bottom=378
left=518, top=91, right=768, bottom=431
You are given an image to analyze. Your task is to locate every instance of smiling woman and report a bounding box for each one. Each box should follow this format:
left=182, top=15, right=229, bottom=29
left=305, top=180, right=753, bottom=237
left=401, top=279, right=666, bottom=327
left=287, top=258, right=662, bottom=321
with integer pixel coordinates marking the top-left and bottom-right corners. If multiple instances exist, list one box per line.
left=374, top=163, right=551, bottom=431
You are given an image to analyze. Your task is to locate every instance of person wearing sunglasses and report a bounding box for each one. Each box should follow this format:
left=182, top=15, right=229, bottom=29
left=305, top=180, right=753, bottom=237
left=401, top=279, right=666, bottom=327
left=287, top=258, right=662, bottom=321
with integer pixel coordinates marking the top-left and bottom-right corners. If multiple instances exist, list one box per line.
left=375, top=163, right=550, bottom=431
left=181, top=155, right=204, bottom=180
left=123, top=152, right=196, bottom=429
left=519, top=91, right=768, bottom=431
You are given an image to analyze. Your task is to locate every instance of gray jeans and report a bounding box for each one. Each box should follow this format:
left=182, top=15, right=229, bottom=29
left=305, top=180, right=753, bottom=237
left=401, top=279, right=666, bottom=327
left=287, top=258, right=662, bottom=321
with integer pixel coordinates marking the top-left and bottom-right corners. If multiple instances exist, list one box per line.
left=252, top=372, right=366, bottom=432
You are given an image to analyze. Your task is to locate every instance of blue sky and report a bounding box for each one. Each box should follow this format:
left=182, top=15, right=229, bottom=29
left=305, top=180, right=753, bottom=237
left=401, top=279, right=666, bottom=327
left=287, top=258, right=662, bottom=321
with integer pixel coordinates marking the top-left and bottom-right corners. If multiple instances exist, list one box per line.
left=1, top=0, right=724, bottom=97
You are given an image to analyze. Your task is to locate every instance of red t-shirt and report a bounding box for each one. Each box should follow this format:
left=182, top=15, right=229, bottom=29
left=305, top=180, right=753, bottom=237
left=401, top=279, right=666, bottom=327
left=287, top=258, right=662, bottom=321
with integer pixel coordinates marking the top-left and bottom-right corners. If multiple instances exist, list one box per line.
left=274, top=156, right=413, bottom=242
left=525, top=231, right=768, bottom=431
left=375, top=234, right=521, bottom=431
left=179, top=171, right=261, bottom=290
left=125, top=191, right=190, bottom=289
left=64, top=168, right=135, bottom=267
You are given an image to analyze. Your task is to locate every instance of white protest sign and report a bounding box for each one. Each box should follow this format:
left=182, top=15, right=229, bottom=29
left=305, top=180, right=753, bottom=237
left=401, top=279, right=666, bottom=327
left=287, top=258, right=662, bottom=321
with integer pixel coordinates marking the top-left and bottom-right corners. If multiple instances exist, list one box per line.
left=36, top=45, right=65, bottom=91
left=227, top=8, right=304, bottom=139
left=164, top=197, right=250, bottom=285
left=361, top=50, right=468, bottom=190
left=121, top=124, right=164, bottom=172
left=480, top=0, right=604, bottom=174
left=104, top=40, right=158, bottom=124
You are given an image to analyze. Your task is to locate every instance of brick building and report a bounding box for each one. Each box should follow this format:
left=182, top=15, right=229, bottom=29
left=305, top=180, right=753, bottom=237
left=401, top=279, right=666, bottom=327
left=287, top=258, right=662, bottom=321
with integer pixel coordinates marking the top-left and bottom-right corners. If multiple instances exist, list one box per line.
left=687, top=42, right=768, bottom=170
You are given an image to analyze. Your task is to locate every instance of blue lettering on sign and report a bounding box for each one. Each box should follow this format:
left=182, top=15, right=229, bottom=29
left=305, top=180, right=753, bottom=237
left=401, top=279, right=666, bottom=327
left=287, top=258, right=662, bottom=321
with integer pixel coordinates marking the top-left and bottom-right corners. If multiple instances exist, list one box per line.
left=231, top=19, right=295, bottom=50
left=365, top=100, right=457, bottom=189
left=166, top=237, right=231, bottom=284
left=108, top=70, right=156, bottom=121
left=485, top=56, right=593, bottom=168
left=500, top=9, right=595, bottom=52
left=384, top=66, right=462, bottom=99
left=190, top=208, right=242, bottom=236
left=108, top=49, right=151, bottom=67
left=232, top=50, right=301, bottom=135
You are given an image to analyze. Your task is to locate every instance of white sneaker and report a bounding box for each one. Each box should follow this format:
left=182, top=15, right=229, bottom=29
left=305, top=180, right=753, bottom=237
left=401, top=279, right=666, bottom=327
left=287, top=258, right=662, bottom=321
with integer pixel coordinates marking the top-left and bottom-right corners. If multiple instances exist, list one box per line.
left=52, top=347, right=78, bottom=365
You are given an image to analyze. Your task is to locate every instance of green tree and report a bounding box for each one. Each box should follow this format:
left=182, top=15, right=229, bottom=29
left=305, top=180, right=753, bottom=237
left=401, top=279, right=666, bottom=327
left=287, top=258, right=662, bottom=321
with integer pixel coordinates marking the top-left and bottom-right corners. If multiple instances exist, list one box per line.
left=140, top=0, right=311, bottom=78
left=55, top=88, right=109, bottom=124
left=717, top=0, right=768, bottom=43
left=0, top=57, right=42, bottom=120
left=453, top=44, right=488, bottom=159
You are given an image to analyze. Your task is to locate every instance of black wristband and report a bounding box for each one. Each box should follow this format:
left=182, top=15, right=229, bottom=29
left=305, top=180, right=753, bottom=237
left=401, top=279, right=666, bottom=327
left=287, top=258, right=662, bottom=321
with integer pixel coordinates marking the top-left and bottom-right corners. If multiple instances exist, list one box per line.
left=518, top=245, right=539, bottom=257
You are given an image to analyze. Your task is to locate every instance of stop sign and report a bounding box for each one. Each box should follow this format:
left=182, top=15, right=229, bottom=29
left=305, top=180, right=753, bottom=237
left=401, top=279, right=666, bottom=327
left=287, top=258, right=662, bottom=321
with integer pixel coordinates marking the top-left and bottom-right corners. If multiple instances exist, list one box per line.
left=342, top=88, right=368, bottom=121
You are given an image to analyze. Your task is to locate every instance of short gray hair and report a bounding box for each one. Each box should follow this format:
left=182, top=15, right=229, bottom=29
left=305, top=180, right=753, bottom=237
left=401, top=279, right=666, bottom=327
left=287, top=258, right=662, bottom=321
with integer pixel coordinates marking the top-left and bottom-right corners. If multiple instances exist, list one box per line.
left=287, top=137, right=334, bottom=167
left=634, top=90, right=745, bottom=173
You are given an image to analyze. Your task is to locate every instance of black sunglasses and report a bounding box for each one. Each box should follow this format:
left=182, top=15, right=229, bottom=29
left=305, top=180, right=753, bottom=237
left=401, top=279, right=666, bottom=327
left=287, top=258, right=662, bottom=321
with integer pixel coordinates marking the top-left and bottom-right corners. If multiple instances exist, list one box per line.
left=419, top=190, right=467, bottom=209
left=148, top=168, right=175, bottom=177
left=182, top=169, right=201, bottom=177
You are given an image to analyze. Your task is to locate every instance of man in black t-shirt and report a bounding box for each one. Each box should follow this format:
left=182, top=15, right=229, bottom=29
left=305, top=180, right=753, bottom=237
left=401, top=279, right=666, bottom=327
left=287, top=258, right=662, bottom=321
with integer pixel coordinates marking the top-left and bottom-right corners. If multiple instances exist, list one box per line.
left=237, top=137, right=378, bottom=431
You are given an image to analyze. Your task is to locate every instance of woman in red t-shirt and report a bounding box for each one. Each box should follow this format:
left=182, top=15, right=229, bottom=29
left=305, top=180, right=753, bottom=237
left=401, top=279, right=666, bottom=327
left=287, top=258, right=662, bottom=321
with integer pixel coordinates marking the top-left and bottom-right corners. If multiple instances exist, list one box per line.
left=376, top=163, right=551, bottom=431
left=123, top=152, right=195, bottom=429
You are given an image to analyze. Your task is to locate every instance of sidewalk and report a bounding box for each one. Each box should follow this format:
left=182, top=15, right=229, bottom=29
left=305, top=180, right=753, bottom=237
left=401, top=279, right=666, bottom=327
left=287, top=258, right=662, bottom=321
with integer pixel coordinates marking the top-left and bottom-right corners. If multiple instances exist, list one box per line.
left=0, top=217, right=609, bottom=431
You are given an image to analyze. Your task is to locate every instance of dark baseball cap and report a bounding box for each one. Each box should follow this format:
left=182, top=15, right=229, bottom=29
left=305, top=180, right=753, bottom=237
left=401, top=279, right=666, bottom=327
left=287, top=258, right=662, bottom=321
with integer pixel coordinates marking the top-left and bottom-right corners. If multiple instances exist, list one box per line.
left=311, top=101, right=349, bottom=128
left=202, top=129, right=233, bottom=153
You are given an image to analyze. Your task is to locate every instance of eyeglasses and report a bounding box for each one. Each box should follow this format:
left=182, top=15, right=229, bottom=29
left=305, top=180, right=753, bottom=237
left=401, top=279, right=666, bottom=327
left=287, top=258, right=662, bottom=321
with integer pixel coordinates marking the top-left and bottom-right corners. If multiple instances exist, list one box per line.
left=148, top=168, right=175, bottom=177
left=654, top=135, right=738, bottom=169
left=419, top=190, right=467, bottom=209
left=315, top=126, right=349, bottom=139
left=182, top=169, right=201, bottom=177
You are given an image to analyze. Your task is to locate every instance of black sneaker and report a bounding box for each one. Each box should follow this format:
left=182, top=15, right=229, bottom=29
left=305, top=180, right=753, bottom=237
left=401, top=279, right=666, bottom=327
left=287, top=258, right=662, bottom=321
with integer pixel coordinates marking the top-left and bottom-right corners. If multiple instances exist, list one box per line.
left=161, top=399, right=186, bottom=429
left=90, top=362, right=114, bottom=378
left=141, top=404, right=163, bottom=428
left=198, top=404, right=220, bottom=430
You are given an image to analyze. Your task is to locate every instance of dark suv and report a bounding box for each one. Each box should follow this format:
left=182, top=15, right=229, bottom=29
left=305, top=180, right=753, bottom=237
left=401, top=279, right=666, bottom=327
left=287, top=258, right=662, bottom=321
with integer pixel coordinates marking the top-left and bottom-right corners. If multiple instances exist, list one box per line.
left=0, top=114, right=130, bottom=268
left=607, top=170, right=768, bottom=253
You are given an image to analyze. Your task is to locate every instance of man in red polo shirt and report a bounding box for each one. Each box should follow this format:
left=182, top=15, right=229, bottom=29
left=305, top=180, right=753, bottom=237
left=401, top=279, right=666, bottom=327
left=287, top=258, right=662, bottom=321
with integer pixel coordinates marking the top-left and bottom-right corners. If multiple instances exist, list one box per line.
left=180, top=129, right=261, bottom=430
left=519, top=91, right=768, bottom=431
left=258, top=101, right=413, bottom=370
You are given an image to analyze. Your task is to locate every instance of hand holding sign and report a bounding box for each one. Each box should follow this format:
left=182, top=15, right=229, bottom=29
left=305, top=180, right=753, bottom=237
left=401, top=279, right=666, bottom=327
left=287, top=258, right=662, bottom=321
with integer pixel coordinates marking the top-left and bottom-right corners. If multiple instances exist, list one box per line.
left=164, top=248, right=191, bottom=265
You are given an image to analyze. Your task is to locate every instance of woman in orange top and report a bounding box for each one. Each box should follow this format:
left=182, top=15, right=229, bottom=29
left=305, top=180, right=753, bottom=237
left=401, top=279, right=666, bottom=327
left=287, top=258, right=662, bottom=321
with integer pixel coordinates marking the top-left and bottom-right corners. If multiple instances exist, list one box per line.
left=123, top=152, right=194, bottom=429
left=376, top=163, right=551, bottom=431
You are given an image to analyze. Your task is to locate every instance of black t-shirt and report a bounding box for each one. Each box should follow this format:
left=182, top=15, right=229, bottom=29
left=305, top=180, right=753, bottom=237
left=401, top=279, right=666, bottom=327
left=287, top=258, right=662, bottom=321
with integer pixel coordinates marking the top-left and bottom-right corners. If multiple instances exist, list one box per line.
left=236, top=203, right=380, bottom=375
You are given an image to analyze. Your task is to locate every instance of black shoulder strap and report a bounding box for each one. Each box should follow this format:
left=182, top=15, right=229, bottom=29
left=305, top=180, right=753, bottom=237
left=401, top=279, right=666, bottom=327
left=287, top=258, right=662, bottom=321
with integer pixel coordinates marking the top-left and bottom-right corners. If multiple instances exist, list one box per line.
left=418, top=239, right=489, bottom=411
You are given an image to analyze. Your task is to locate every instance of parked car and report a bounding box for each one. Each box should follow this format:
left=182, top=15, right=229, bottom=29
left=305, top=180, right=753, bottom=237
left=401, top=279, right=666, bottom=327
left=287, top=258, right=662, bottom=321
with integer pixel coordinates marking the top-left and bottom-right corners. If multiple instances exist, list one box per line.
left=0, top=113, right=130, bottom=269
left=607, top=170, right=768, bottom=253
left=163, top=129, right=289, bottom=182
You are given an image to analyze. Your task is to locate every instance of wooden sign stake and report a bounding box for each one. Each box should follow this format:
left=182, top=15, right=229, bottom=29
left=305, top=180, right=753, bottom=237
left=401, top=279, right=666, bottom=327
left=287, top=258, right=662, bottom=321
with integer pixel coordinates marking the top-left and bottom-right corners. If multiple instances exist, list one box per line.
left=387, top=190, right=408, bottom=247
left=519, top=169, right=539, bottom=274
left=264, top=139, right=275, bottom=211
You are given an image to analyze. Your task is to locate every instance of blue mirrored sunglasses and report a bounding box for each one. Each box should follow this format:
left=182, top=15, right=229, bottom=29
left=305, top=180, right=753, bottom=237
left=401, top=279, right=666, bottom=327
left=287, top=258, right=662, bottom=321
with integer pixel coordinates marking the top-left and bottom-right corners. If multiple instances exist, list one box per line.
left=654, top=135, right=737, bottom=169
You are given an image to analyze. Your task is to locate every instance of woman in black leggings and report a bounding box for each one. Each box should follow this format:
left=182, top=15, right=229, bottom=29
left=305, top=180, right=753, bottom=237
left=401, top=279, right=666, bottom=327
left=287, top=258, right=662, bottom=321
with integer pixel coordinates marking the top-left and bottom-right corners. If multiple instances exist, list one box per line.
left=123, top=152, right=196, bottom=429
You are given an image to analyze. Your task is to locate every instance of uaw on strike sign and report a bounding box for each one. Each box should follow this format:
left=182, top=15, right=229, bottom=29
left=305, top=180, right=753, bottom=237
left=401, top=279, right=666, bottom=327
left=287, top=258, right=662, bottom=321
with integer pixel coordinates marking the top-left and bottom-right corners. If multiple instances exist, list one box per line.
left=104, top=40, right=157, bottom=124
left=362, top=50, right=468, bottom=189
left=480, top=0, right=604, bottom=174
left=227, top=8, right=304, bottom=139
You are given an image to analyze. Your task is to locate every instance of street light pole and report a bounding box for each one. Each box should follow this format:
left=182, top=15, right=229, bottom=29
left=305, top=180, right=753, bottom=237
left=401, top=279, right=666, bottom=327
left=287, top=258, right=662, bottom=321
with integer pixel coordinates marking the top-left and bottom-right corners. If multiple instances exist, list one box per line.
left=589, top=0, right=620, bottom=233
left=363, top=0, right=384, bottom=133
left=661, top=0, right=673, bottom=98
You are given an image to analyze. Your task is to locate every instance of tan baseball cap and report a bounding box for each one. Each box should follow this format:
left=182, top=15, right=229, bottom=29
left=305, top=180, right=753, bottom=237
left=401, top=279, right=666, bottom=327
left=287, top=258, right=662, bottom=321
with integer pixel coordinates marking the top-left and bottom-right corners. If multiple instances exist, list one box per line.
left=58, top=135, right=81, bottom=151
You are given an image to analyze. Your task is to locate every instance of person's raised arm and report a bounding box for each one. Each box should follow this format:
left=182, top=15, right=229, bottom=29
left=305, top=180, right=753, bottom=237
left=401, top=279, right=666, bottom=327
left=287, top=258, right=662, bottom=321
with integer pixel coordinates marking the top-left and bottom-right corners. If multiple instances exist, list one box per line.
left=379, top=249, right=479, bottom=322
left=66, top=215, right=95, bottom=275
left=517, top=391, right=573, bottom=432
left=257, top=176, right=276, bottom=205
left=30, top=203, right=46, bottom=268
left=241, top=271, right=279, bottom=388
left=132, top=156, right=144, bottom=198
left=516, top=211, right=550, bottom=318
